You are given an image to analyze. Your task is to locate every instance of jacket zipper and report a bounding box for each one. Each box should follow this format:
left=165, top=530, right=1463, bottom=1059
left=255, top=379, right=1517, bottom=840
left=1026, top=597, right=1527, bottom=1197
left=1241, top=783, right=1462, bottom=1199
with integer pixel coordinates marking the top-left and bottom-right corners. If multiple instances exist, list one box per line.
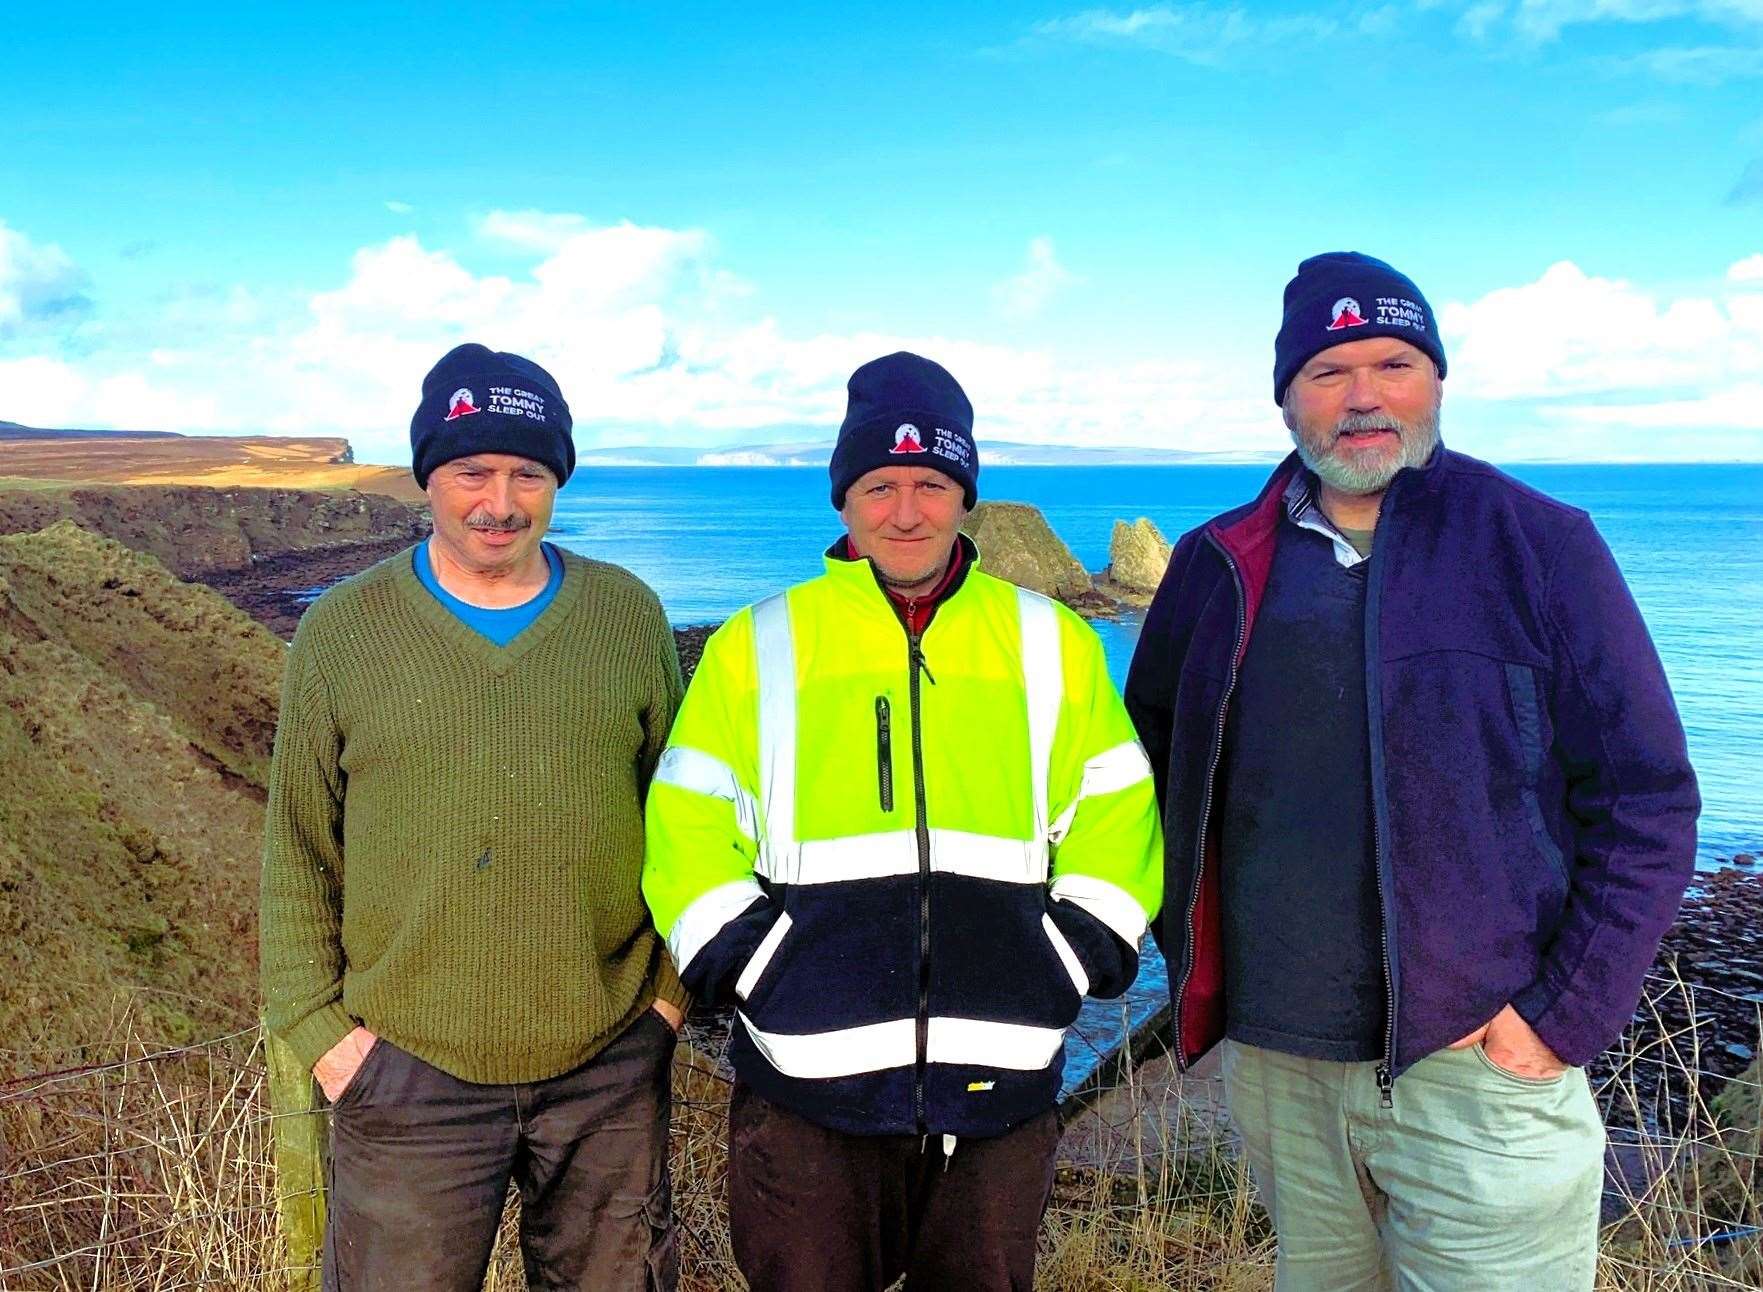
left=906, top=602, right=934, bottom=1132
left=875, top=696, right=894, bottom=812
left=1175, top=534, right=1248, bottom=1066
left=1363, top=511, right=1400, bottom=1109
left=1372, top=822, right=1395, bottom=1107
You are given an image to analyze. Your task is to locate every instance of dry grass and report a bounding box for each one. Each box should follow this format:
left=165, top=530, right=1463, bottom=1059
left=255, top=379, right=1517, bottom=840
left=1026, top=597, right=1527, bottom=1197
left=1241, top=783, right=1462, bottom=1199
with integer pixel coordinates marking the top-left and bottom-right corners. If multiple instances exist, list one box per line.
left=4, top=997, right=1760, bottom=1291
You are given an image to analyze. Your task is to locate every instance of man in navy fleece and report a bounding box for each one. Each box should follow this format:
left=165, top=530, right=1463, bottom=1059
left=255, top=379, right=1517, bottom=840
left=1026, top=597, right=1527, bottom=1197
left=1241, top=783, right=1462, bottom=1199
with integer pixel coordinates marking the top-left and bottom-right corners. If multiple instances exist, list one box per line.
left=1125, top=252, right=1699, bottom=1290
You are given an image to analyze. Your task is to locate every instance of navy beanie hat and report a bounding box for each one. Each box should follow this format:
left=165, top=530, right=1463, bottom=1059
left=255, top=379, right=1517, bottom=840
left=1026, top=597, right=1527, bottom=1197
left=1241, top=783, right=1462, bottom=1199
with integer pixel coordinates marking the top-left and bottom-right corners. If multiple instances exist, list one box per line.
left=410, top=343, right=575, bottom=488
left=829, top=352, right=979, bottom=510
left=1273, top=252, right=1446, bottom=405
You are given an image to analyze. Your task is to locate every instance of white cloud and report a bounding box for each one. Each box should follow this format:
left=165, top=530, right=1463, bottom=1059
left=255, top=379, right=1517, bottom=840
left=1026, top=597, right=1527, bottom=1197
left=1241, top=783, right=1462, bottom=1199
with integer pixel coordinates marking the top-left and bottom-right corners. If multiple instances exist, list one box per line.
left=1436, top=259, right=1763, bottom=455
left=384, top=200, right=415, bottom=215
left=1729, top=252, right=1763, bottom=280
left=0, top=213, right=1283, bottom=461
left=1494, top=1, right=1763, bottom=43
left=1028, top=5, right=1338, bottom=65
left=1609, top=43, right=1763, bottom=83
left=994, top=237, right=1078, bottom=320
left=0, top=221, right=90, bottom=331
left=5, top=217, right=1762, bottom=462
left=475, top=209, right=593, bottom=253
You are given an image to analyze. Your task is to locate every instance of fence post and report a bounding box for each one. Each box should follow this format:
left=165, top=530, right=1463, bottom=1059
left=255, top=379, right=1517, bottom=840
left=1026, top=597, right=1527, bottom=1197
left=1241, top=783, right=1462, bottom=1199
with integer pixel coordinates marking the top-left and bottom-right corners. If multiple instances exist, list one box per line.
left=263, top=1023, right=326, bottom=1292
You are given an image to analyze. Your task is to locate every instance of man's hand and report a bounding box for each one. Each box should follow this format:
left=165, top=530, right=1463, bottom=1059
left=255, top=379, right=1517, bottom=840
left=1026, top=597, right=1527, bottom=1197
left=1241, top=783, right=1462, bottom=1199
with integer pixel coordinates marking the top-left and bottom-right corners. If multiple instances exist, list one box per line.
left=1447, top=1004, right=1567, bottom=1080
left=313, top=1026, right=378, bottom=1103
left=651, top=999, right=685, bottom=1034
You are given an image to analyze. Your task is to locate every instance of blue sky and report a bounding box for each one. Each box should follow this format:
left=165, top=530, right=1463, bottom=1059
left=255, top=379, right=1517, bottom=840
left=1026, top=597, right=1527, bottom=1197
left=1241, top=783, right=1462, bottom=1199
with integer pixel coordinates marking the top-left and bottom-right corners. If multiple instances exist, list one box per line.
left=2, top=1, right=1760, bottom=463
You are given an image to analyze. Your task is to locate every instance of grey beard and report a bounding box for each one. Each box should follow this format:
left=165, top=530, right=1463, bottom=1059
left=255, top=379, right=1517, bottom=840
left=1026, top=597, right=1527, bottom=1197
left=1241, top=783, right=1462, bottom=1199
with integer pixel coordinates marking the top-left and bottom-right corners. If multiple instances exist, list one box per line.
left=1291, top=405, right=1442, bottom=496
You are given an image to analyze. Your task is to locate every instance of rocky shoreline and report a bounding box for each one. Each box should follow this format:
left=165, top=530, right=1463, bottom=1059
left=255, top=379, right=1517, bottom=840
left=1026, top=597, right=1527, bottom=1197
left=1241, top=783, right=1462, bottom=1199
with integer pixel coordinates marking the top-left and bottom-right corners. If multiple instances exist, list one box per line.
left=1600, top=866, right=1763, bottom=1131
left=198, top=537, right=430, bottom=639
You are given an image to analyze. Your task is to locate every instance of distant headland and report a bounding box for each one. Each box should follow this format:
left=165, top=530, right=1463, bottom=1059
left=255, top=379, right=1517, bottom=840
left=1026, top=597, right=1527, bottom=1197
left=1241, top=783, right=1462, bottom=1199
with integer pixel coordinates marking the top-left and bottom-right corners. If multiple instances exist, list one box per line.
left=0, top=422, right=424, bottom=501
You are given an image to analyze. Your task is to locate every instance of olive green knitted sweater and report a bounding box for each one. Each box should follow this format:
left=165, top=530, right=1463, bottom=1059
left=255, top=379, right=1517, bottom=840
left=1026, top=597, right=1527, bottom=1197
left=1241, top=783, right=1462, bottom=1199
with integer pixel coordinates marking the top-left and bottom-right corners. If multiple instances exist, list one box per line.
left=260, top=545, right=689, bottom=1084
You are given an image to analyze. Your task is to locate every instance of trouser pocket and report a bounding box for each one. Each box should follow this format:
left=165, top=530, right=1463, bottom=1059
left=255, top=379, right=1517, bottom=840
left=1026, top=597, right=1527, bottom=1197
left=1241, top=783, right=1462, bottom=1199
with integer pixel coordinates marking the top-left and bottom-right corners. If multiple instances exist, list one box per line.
left=643, top=1171, right=679, bottom=1291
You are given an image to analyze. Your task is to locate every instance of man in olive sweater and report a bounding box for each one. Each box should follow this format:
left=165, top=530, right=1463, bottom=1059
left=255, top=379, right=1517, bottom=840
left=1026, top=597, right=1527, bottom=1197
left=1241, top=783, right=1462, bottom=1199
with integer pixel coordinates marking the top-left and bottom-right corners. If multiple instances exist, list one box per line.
left=261, top=344, right=688, bottom=1291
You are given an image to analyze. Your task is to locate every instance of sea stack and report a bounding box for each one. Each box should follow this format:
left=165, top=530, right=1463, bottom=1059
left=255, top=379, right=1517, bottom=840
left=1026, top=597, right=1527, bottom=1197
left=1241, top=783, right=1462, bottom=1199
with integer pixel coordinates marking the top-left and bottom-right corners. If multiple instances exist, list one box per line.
left=960, top=501, right=1106, bottom=614
left=1099, top=517, right=1173, bottom=605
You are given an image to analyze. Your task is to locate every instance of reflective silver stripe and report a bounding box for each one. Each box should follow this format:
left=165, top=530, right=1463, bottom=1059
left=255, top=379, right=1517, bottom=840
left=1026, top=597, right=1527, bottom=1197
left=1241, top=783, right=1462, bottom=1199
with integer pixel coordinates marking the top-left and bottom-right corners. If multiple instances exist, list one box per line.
left=928, top=1016, right=1065, bottom=1071
left=737, top=1014, right=1066, bottom=1078
left=933, top=829, right=1047, bottom=885
left=1048, top=872, right=1148, bottom=946
left=774, top=829, right=1046, bottom=887
left=669, top=878, right=766, bottom=976
left=781, top=832, right=915, bottom=885
left=735, top=911, right=793, bottom=1000
left=1017, top=588, right=1062, bottom=844
left=655, top=745, right=760, bottom=843
left=1047, top=740, right=1154, bottom=844
left=739, top=1014, right=915, bottom=1078
left=752, top=593, right=798, bottom=875
left=1042, top=913, right=1090, bottom=997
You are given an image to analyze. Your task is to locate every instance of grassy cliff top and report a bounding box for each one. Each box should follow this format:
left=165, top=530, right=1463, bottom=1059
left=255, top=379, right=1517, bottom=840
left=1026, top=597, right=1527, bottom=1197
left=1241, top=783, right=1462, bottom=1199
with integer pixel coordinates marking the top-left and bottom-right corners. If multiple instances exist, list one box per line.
left=0, top=428, right=424, bottom=501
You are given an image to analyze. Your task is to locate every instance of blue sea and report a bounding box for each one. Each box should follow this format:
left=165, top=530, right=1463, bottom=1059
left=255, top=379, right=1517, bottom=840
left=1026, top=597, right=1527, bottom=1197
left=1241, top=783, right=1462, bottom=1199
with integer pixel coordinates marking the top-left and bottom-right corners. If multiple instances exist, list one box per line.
left=549, top=463, right=1762, bottom=871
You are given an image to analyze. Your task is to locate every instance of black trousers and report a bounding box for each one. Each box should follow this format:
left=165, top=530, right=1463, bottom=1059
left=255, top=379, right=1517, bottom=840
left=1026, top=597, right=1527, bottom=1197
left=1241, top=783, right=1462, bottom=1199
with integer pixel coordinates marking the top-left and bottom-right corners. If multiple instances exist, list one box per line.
left=726, top=1081, right=1061, bottom=1292
left=322, top=1010, right=677, bottom=1292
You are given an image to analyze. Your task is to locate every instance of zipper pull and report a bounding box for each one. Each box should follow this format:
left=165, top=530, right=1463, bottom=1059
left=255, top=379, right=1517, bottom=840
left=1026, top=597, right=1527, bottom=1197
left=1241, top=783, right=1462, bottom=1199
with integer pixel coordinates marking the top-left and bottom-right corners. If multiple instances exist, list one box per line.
left=1376, top=1062, right=1394, bottom=1109
left=909, top=637, right=937, bottom=686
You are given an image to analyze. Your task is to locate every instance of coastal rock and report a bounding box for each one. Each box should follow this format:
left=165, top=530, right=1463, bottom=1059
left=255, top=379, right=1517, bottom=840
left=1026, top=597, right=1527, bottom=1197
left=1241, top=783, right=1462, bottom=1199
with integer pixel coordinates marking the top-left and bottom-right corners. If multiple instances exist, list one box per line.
left=1100, top=517, right=1173, bottom=603
left=961, top=501, right=1110, bottom=615
left=0, top=484, right=431, bottom=580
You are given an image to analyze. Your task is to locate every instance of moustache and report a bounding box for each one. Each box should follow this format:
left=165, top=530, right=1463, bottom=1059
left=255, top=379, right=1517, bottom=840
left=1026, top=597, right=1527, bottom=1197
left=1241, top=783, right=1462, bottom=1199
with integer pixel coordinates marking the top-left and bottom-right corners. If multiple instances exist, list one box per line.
left=464, top=514, right=531, bottom=534
left=1332, top=413, right=1406, bottom=441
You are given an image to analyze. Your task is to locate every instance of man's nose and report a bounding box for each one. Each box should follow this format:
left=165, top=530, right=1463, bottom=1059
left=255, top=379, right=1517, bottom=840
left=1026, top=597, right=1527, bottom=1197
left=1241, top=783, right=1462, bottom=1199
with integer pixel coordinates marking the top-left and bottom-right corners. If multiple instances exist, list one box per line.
left=891, top=488, right=922, bottom=528
left=1344, top=366, right=1382, bottom=412
left=483, top=474, right=517, bottom=515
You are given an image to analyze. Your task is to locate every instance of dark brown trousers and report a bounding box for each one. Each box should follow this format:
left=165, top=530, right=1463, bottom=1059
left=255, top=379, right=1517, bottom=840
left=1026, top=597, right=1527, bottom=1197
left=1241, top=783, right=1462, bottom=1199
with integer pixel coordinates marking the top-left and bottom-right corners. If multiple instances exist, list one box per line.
left=726, top=1082, right=1061, bottom=1292
left=322, top=1010, right=677, bottom=1292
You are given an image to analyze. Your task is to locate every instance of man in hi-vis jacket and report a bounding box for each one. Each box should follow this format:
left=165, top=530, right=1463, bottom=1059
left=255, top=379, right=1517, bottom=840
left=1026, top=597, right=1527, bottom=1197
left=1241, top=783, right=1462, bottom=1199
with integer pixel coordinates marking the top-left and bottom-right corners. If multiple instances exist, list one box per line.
left=643, top=351, right=1162, bottom=1292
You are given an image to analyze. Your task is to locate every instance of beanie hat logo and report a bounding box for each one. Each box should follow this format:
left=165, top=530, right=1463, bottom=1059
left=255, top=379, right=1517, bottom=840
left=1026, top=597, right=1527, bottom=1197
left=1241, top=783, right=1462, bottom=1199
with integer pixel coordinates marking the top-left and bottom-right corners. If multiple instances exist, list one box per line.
left=1327, top=297, right=1368, bottom=331
left=889, top=423, right=927, bottom=454
left=444, top=387, right=481, bottom=421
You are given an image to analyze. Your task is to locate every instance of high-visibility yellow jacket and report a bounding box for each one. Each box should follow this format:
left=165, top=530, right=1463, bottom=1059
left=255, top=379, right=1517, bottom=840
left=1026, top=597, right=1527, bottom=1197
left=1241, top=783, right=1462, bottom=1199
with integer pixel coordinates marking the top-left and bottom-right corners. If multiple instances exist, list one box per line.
left=643, top=539, right=1162, bottom=1137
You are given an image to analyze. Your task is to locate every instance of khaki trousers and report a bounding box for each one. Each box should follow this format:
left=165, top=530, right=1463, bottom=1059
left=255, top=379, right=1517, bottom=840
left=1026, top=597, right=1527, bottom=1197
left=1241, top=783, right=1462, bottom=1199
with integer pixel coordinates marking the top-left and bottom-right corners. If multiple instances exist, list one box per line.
left=1223, top=1039, right=1605, bottom=1292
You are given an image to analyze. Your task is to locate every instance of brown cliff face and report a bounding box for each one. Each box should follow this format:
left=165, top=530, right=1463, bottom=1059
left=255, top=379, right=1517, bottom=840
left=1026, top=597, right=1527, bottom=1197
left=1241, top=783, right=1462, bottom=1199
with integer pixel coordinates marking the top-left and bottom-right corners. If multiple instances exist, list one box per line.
left=0, top=483, right=431, bottom=579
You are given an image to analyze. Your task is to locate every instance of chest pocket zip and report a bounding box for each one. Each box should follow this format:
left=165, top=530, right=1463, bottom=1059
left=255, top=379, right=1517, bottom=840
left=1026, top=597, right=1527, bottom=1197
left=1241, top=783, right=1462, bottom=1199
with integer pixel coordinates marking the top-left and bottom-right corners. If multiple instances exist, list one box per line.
left=875, top=696, right=894, bottom=813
